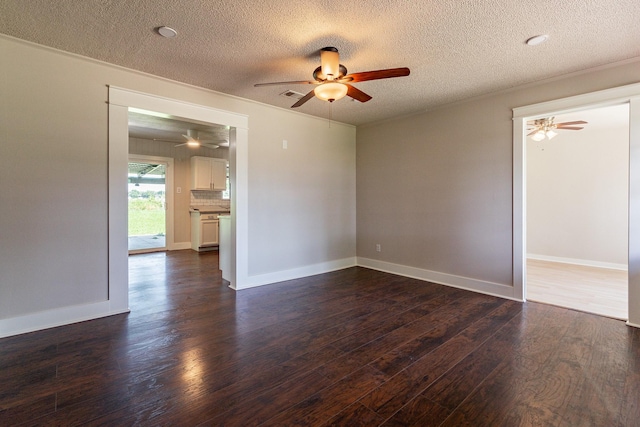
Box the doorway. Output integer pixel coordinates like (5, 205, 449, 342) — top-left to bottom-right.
(108, 87, 249, 315)
(128, 159, 168, 253)
(525, 104, 629, 319)
(512, 82, 640, 327)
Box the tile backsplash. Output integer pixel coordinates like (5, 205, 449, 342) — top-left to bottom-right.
(190, 191, 230, 209)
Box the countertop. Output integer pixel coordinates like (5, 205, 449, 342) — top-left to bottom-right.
(189, 206, 230, 214)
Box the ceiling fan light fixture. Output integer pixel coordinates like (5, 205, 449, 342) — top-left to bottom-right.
(314, 82, 348, 102)
(546, 130, 558, 140)
(531, 130, 546, 142)
(186, 140, 200, 147)
(320, 47, 340, 80)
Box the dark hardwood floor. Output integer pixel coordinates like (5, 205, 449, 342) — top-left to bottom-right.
(1, 250, 639, 426)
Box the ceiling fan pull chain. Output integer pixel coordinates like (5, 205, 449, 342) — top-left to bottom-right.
(329, 101, 333, 128)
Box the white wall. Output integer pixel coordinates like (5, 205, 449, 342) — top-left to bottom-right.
(527, 112, 629, 267)
(356, 59, 640, 300)
(0, 36, 356, 335)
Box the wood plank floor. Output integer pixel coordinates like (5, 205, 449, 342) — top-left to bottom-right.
(527, 259, 628, 320)
(1, 250, 639, 426)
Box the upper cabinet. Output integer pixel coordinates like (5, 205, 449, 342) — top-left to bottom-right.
(191, 156, 228, 191)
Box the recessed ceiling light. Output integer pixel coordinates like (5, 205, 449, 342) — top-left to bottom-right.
(157, 26, 177, 38)
(526, 34, 549, 46)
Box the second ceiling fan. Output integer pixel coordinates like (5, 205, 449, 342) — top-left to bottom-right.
(254, 47, 410, 108)
(154, 129, 226, 148)
(527, 117, 588, 141)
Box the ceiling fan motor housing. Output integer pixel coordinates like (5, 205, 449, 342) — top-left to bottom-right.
(313, 65, 348, 82)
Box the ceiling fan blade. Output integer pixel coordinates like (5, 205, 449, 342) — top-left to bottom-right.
(201, 144, 219, 149)
(174, 142, 188, 147)
(346, 84, 372, 103)
(527, 130, 539, 136)
(203, 139, 229, 146)
(556, 126, 584, 130)
(556, 120, 588, 126)
(343, 67, 410, 83)
(153, 138, 182, 143)
(291, 90, 316, 108)
(254, 80, 317, 87)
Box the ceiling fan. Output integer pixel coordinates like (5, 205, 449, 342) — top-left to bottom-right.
(527, 117, 588, 141)
(254, 47, 410, 108)
(154, 129, 225, 148)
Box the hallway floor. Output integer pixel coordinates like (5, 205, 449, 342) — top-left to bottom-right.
(527, 258, 628, 320)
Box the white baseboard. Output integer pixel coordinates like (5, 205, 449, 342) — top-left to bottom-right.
(0, 256, 521, 338)
(237, 257, 357, 290)
(627, 321, 640, 329)
(169, 242, 192, 250)
(0, 300, 130, 339)
(357, 257, 521, 301)
(527, 253, 628, 271)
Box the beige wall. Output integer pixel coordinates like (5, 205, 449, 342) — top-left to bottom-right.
(356, 59, 640, 289)
(0, 36, 356, 325)
(129, 137, 228, 244)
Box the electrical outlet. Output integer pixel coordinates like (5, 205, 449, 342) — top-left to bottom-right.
(283, 139, 288, 149)
(376, 244, 381, 252)
(176, 187, 182, 194)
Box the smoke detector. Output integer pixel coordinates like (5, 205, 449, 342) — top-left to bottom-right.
(157, 26, 178, 38)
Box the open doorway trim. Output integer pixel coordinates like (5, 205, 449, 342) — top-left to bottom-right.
(108, 87, 249, 313)
(513, 82, 640, 327)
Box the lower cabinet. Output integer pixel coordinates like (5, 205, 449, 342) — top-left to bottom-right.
(200, 218, 219, 246)
(191, 212, 219, 251)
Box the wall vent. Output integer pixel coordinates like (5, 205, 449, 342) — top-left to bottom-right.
(280, 90, 305, 100)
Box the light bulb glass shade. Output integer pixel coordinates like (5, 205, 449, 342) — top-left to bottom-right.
(186, 140, 200, 147)
(531, 130, 545, 141)
(320, 48, 340, 80)
(546, 130, 558, 140)
(314, 82, 348, 102)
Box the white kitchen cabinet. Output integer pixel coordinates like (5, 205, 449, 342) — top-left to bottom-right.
(191, 156, 227, 191)
(191, 212, 219, 251)
(200, 217, 219, 246)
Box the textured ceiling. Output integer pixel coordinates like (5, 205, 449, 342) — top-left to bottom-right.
(2, 0, 639, 126)
(128, 111, 229, 144)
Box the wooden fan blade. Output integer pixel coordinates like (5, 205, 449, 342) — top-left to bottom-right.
(556, 120, 587, 126)
(291, 90, 316, 108)
(556, 126, 584, 130)
(346, 84, 372, 103)
(343, 67, 410, 83)
(254, 80, 316, 87)
(527, 130, 538, 136)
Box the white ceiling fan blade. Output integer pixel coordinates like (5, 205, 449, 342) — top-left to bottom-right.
(153, 138, 182, 142)
(153, 133, 226, 149)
